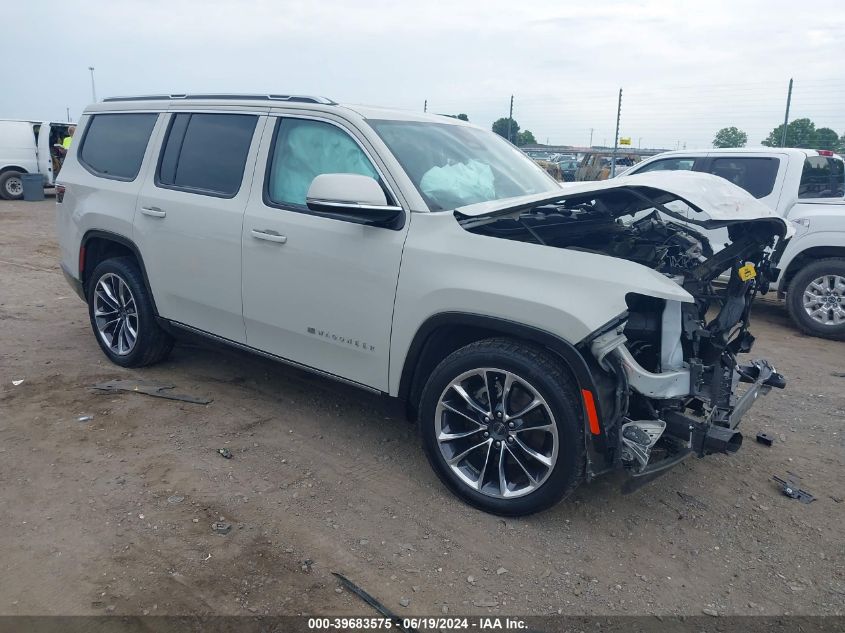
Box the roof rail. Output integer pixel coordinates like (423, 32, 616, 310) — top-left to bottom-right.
(102, 94, 336, 105)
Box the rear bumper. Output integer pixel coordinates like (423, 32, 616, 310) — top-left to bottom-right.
(61, 264, 85, 302)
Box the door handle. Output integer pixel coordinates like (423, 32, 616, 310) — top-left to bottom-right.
(141, 206, 166, 218)
(251, 229, 287, 244)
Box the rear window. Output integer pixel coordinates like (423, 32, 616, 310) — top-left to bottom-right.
(799, 156, 845, 199)
(706, 157, 778, 198)
(157, 113, 258, 197)
(79, 113, 158, 180)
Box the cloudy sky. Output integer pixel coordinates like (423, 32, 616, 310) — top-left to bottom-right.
(5, 0, 844, 149)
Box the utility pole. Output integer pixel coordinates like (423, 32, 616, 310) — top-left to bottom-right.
(423, 99, 427, 113)
(638, 137, 642, 149)
(610, 88, 622, 178)
(66, 107, 71, 122)
(780, 78, 793, 147)
(589, 128, 594, 147)
(88, 66, 97, 102)
(506, 95, 514, 143)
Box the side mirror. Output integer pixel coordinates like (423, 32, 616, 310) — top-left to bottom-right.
(306, 173, 402, 227)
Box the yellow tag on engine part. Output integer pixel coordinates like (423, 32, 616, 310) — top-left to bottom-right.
(738, 263, 757, 281)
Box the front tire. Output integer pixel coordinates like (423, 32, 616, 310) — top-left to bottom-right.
(87, 257, 173, 367)
(786, 258, 845, 340)
(0, 171, 24, 200)
(418, 338, 585, 516)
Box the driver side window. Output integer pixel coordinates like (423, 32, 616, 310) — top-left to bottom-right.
(266, 118, 379, 208)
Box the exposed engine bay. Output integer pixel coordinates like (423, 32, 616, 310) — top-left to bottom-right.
(460, 183, 789, 484)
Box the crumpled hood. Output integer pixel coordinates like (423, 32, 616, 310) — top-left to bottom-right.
(455, 171, 794, 238)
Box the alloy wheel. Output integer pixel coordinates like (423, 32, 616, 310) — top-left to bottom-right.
(803, 274, 845, 326)
(93, 273, 139, 355)
(435, 368, 558, 499)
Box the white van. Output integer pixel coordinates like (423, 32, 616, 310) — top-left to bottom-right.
(0, 119, 74, 199)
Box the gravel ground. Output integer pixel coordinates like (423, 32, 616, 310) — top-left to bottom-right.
(1, 199, 843, 617)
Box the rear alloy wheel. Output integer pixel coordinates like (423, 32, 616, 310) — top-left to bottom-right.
(0, 171, 24, 200)
(419, 338, 584, 516)
(787, 258, 845, 340)
(87, 257, 174, 367)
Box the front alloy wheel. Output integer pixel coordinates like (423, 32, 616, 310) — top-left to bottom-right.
(435, 368, 558, 499)
(419, 338, 585, 516)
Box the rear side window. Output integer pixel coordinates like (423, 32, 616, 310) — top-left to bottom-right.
(635, 157, 696, 173)
(706, 157, 778, 198)
(79, 113, 158, 180)
(799, 157, 845, 199)
(157, 113, 258, 197)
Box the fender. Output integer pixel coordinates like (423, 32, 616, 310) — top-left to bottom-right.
(80, 229, 160, 315)
(398, 312, 617, 478)
(777, 229, 845, 293)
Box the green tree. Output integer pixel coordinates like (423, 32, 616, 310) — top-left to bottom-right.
(815, 127, 839, 151)
(516, 130, 537, 146)
(712, 126, 748, 148)
(762, 118, 817, 148)
(492, 117, 519, 142)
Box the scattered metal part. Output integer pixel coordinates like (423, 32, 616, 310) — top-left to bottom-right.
(92, 379, 212, 404)
(331, 572, 415, 633)
(756, 432, 774, 446)
(211, 521, 232, 535)
(167, 495, 185, 504)
(78, 415, 94, 422)
(217, 448, 233, 459)
(773, 474, 815, 504)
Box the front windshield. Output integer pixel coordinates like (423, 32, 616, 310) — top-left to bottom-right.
(369, 119, 559, 211)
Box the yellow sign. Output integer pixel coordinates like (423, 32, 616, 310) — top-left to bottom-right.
(619, 137, 632, 145)
(738, 263, 757, 281)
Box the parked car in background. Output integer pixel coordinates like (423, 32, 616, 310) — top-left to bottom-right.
(0, 119, 74, 199)
(625, 148, 845, 339)
(56, 94, 787, 515)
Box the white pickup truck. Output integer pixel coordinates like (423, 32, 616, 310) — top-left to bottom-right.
(625, 148, 845, 339)
(0, 119, 74, 199)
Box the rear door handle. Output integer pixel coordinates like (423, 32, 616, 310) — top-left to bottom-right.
(251, 229, 287, 244)
(141, 206, 166, 218)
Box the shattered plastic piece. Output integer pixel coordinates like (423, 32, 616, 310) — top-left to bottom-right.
(211, 522, 232, 535)
(756, 432, 774, 446)
(217, 448, 233, 459)
(773, 474, 815, 504)
(12, 379, 24, 386)
(92, 379, 212, 404)
(78, 415, 94, 422)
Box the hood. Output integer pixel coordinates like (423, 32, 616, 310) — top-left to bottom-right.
(455, 171, 794, 238)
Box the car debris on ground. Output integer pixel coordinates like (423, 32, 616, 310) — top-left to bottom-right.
(91, 379, 212, 404)
(217, 448, 233, 459)
(773, 474, 816, 503)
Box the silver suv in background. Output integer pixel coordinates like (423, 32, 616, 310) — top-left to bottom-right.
(56, 94, 788, 515)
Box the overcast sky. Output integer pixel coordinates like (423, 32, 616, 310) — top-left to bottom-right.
(4, 0, 844, 149)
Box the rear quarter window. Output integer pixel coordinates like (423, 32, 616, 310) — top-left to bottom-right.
(79, 113, 158, 180)
(799, 157, 845, 199)
(706, 157, 778, 198)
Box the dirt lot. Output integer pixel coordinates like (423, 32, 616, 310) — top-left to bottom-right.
(1, 199, 843, 617)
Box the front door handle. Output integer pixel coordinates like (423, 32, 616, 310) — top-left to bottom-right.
(251, 229, 287, 244)
(141, 206, 166, 218)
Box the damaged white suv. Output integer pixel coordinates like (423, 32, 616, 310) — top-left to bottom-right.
(56, 95, 789, 515)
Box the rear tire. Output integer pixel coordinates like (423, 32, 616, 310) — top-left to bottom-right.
(418, 338, 585, 516)
(87, 257, 173, 367)
(786, 258, 845, 340)
(0, 171, 24, 200)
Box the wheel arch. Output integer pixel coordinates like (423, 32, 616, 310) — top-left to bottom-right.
(397, 312, 613, 474)
(779, 245, 845, 295)
(0, 165, 28, 175)
(80, 230, 159, 315)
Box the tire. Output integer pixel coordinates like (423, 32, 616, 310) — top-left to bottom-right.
(86, 256, 174, 367)
(0, 171, 24, 200)
(418, 338, 585, 516)
(786, 258, 845, 340)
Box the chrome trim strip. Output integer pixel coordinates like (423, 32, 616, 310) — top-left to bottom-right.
(167, 321, 382, 394)
(305, 198, 403, 213)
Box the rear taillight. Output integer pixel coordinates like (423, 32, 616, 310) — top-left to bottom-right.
(56, 184, 66, 203)
(818, 149, 834, 157)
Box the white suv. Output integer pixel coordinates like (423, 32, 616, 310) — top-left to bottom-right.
(56, 94, 789, 515)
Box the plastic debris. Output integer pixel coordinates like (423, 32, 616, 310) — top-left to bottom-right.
(12, 380, 24, 386)
(217, 448, 233, 459)
(773, 474, 815, 503)
(167, 495, 185, 504)
(78, 415, 94, 422)
(211, 522, 232, 535)
(756, 432, 774, 446)
(92, 379, 212, 404)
